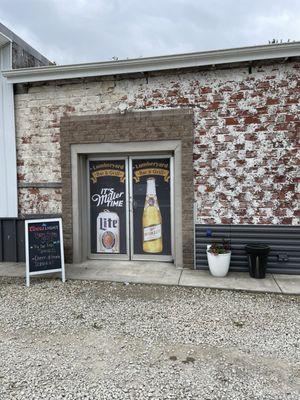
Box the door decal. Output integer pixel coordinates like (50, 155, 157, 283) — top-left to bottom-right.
(132, 158, 172, 256)
(89, 160, 127, 254)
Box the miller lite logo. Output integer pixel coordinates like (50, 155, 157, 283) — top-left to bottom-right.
(97, 210, 120, 253)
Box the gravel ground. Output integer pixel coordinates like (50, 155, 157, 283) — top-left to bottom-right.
(0, 277, 299, 400)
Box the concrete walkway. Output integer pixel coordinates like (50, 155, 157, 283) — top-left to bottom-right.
(0, 261, 299, 295)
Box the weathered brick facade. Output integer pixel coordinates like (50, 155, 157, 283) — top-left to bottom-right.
(15, 60, 300, 225)
(59, 110, 194, 264)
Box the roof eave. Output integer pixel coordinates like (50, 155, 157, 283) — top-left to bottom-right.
(2, 42, 300, 84)
(0, 32, 12, 48)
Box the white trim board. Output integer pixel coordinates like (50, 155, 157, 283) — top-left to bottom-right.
(0, 42, 17, 217)
(0, 31, 11, 48)
(2, 42, 300, 84)
(71, 141, 183, 267)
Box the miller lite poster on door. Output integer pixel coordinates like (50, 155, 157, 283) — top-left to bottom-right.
(132, 158, 171, 256)
(89, 160, 127, 254)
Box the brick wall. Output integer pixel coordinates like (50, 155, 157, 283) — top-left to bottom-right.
(15, 60, 300, 225)
(60, 110, 194, 265)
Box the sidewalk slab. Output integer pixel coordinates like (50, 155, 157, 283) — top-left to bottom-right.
(0, 261, 181, 286)
(0, 262, 299, 295)
(66, 260, 182, 286)
(273, 274, 300, 295)
(0, 262, 25, 277)
(179, 269, 281, 293)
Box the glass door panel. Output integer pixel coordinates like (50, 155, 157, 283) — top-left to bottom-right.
(130, 157, 173, 261)
(88, 158, 129, 259)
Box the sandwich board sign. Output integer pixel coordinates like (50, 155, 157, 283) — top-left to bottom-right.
(25, 218, 65, 287)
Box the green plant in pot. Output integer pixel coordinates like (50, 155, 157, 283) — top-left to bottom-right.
(207, 239, 231, 277)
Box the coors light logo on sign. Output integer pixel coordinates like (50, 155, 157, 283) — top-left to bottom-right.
(89, 160, 127, 255)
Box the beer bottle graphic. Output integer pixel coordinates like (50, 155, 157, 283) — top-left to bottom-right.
(142, 177, 163, 253)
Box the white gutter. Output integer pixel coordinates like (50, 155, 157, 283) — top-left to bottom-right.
(2, 42, 300, 84)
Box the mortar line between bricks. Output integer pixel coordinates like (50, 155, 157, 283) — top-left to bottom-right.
(272, 274, 283, 293)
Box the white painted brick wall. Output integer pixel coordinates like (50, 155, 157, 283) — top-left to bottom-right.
(15, 62, 300, 224)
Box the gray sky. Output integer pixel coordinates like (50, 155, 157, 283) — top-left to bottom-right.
(1, 0, 299, 65)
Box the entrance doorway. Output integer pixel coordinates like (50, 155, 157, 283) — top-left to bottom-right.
(87, 155, 174, 262)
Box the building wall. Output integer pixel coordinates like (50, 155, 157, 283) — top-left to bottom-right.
(0, 23, 51, 219)
(0, 22, 51, 69)
(59, 111, 194, 265)
(15, 61, 300, 225)
(12, 41, 51, 69)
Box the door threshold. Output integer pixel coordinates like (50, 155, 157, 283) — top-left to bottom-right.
(79, 259, 177, 268)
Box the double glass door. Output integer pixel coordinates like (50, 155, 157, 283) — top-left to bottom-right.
(88, 155, 173, 261)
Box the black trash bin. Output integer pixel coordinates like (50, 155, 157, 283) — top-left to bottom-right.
(245, 243, 270, 279)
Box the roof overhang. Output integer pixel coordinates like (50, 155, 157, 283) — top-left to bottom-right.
(0, 32, 11, 48)
(2, 42, 300, 84)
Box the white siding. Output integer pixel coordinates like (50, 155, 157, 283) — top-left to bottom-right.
(0, 43, 17, 217)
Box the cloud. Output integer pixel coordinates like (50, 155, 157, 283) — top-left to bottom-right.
(0, 0, 299, 65)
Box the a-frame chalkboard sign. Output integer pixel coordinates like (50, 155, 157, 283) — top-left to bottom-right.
(25, 218, 66, 287)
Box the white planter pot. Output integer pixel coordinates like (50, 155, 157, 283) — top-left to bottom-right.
(207, 251, 231, 277)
